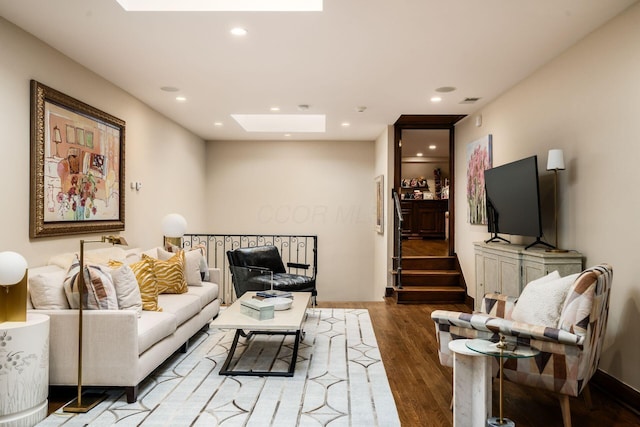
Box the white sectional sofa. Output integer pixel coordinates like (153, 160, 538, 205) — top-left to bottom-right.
(26, 246, 220, 403)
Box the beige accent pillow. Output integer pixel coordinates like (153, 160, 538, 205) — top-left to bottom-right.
(108, 263, 143, 317)
(143, 252, 188, 294)
(158, 247, 202, 286)
(128, 258, 162, 312)
(28, 270, 69, 309)
(63, 261, 118, 310)
(512, 271, 579, 327)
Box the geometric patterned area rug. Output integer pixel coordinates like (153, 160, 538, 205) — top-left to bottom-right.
(38, 309, 401, 426)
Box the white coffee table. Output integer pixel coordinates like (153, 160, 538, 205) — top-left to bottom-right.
(211, 291, 311, 377)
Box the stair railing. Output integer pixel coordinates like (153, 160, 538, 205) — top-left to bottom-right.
(393, 189, 403, 289)
(182, 234, 317, 304)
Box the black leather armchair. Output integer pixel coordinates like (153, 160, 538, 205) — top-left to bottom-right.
(226, 245, 317, 303)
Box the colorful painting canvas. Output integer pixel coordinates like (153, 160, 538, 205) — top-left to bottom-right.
(466, 135, 493, 225)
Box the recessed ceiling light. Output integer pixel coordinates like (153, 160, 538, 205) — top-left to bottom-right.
(231, 114, 325, 133)
(230, 27, 248, 36)
(341, 122, 350, 127)
(429, 145, 437, 150)
(430, 96, 442, 103)
(160, 86, 179, 92)
(416, 152, 423, 157)
(435, 86, 456, 93)
(175, 96, 187, 102)
(270, 107, 281, 112)
(116, 0, 323, 11)
(214, 122, 223, 127)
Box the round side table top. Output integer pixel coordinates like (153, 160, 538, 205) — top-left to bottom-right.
(465, 338, 539, 359)
(448, 339, 485, 356)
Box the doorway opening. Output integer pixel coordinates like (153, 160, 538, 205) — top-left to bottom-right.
(393, 115, 466, 257)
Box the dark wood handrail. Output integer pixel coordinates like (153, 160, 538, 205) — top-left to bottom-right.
(393, 190, 403, 289)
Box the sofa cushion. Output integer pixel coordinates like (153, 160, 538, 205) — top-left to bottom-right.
(185, 282, 219, 309)
(137, 311, 178, 354)
(48, 246, 128, 270)
(64, 261, 119, 310)
(158, 247, 202, 287)
(157, 293, 201, 327)
(108, 264, 143, 317)
(512, 272, 578, 328)
(143, 252, 188, 294)
(128, 258, 162, 312)
(28, 268, 69, 309)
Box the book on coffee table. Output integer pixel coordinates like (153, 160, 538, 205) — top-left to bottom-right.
(256, 290, 292, 298)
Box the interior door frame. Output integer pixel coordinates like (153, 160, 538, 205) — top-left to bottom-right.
(393, 115, 466, 256)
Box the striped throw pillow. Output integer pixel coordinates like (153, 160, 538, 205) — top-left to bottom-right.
(143, 251, 188, 294)
(127, 258, 162, 312)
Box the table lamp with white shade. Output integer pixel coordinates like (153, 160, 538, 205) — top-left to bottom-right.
(162, 213, 188, 248)
(0, 251, 28, 323)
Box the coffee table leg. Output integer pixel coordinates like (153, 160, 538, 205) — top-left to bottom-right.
(219, 329, 243, 375)
(219, 329, 302, 377)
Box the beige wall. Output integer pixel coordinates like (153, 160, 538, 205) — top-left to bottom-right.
(205, 139, 380, 301)
(374, 126, 395, 293)
(455, 3, 640, 391)
(0, 18, 207, 266)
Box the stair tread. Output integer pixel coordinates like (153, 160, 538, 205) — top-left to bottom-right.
(391, 269, 460, 275)
(395, 286, 465, 292)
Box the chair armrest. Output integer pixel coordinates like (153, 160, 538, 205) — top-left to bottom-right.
(489, 318, 584, 346)
(286, 262, 310, 270)
(431, 310, 497, 333)
(481, 293, 518, 319)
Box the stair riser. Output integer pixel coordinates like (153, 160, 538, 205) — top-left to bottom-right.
(398, 258, 457, 270)
(395, 290, 466, 304)
(395, 275, 460, 286)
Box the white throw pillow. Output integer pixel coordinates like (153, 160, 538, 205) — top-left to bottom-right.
(158, 247, 202, 286)
(63, 260, 119, 310)
(512, 272, 580, 327)
(108, 264, 143, 317)
(28, 270, 69, 309)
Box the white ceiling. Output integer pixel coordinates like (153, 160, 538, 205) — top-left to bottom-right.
(1, 0, 636, 141)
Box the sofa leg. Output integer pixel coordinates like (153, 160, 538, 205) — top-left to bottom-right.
(558, 394, 572, 427)
(180, 340, 189, 353)
(126, 386, 138, 403)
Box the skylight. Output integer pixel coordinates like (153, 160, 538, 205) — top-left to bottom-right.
(231, 114, 325, 133)
(116, 0, 323, 12)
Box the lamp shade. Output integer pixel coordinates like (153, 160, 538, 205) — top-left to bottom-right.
(0, 251, 28, 285)
(547, 149, 566, 171)
(161, 213, 188, 238)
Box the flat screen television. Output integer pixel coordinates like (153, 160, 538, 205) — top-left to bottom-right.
(484, 155, 551, 249)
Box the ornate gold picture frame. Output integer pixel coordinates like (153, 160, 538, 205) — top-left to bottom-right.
(30, 80, 126, 238)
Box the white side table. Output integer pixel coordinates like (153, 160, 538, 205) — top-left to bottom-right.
(448, 339, 492, 427)
(0, 313, 49, 427)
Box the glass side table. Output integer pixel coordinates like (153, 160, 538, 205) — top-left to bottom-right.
(466, 336, 539, 427)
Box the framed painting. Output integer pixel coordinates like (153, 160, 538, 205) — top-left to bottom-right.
(375, 175, 384, 234)
(30, 80, 126, 238)
(466, 134, 492, 225)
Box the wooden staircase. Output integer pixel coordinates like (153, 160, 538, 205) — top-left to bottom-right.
(391, 255, 467, 304)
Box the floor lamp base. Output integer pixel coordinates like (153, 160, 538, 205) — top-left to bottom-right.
(62, 392, 106, 413)
(487, 416, 515, 427)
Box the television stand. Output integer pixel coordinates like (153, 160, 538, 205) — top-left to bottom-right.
(524, 238, 555, 250)
(485, 233, 510, 244)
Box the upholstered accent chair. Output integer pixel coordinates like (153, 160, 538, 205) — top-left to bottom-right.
(431, 264, 613, 427)
(226, 245, 317, 302)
